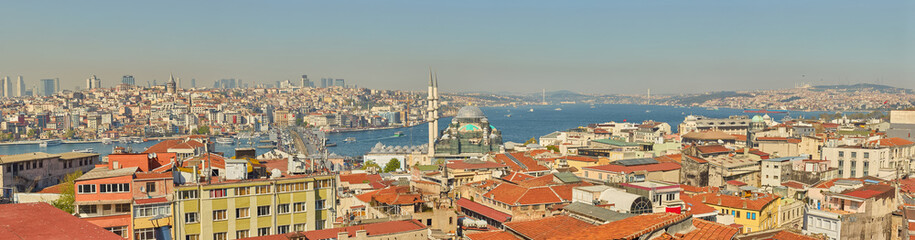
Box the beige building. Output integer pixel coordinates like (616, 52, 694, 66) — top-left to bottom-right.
(0, 152, 99, 192)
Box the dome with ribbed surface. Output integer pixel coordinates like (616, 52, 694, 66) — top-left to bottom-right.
(456, 106, 486, 119)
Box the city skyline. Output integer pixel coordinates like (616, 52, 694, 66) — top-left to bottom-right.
(0, 1, 912, 94)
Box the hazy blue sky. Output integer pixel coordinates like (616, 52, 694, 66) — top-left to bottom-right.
(1, 1, 912, 94)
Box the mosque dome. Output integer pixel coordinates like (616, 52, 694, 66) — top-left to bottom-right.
(752, 115, 764, 122)
(456, 106, 486, 120)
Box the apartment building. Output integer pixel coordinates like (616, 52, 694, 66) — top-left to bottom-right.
(822, 137, 915, 180)
(173, 175, 336, 240)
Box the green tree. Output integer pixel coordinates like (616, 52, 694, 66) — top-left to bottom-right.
(383, 158, 401, 173)
(362, 160, 381, 171)
(524, 137, 538, 145)
(26, 129, 37, 138)
(51, 170, 83, 214)
(546, 145, 560, 153)
(64, 130, 76, 139)
(196, 125, 210, 135)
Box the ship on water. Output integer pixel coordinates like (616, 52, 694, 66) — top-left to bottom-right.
(743, 108, 789, 114)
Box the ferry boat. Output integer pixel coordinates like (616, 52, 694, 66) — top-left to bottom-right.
(554, 108, 562, 111)
(743, 109, 789, 114)
(343, 137, 356, 143)
(101, 138, 113, 145)
(393, 131, 404, 137)
(505, 114, 511, 118)
(39, 139, 62, 147)
(529, 108, 534, 112)
(72, 148, 95, 153)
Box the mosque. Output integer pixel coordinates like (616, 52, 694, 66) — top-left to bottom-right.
(425, 72, 502, 158)
(434, 106, 503, 156)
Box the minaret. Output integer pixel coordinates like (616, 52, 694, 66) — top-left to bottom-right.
(427, 70, 437, 157)
(433, 73, 440, 142)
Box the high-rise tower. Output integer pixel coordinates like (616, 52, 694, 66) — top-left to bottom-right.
(86, 75, 101, 89)
(17, 76, 25, 96)
(166, 74, 177, 94)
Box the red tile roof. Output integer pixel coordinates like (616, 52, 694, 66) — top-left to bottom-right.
(484, 182, 589, 206)
(502, 172, 536, 183)
(466, 230, 521, 240)
(504, 215, 595, 240)
(781, 181, 808, 189)
(680, 194, 717, 216)
(355, 186, 423, 205)
(548, 213, 688, 240)
(840, 184, 895, 200)
(867, 137, 915, 147)
(298, 219, 427, 240)
(456, 198, 512, 223)
(696, 145, 732, 154)
(517, 174, 557, 187)
(0, 202, 124, 240)
(583, 162, 681, 174)
(493, 153, 551, 172)
(726, 180, 747, 186)
(691, 192, 778, 211)
(680, 218, 739, 240)
(339, 173, 383, 184)
(448, 160, 509, 170)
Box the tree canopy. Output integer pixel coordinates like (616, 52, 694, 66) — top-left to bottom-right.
(51, 170, 83, 214)
(383, 158, 401, 173)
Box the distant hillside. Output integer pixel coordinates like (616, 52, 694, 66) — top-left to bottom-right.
(811, 83, 912, 93)
(673, 91, 753, 105)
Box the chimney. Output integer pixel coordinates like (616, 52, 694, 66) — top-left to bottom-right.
(743, 201, 747, 209)
(337, 232, 349, 240)
(355, 230, 368, 240)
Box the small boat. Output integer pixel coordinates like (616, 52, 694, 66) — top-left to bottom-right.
(529, 108, 534, 112)
(706, 107, 719, 110)
(39, 141, 48, 148)
(590, 105, 596, 109)
(101, 138, 113, 144)
(393, 131, 404, 137)
(325, 143, 338, 147)
(505, 114, 512, 118)
(215, 137, 234, 144)
(343, 137, 356, 143)
(554, 108, 562, 111)
(72, 148, 95, 153)
(645, 110, 651, 113)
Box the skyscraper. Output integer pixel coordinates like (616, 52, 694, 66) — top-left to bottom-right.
(86, 75, 101, 89)
(122, 75, 135, 85)
(301, 75, 312, 88)
(334, 78, 345, 88)
(320, 78, 328, 88)
(17, 76, 25, 96)
(40, 79, 57, 96)
(1, 76, 9, 97)
(191, 78, 196, 88)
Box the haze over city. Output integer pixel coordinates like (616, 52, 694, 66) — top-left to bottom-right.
(1, 1, 912, 94)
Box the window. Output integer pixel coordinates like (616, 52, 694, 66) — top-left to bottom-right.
(838, 160, 843, 167)
(236, 230, 249, 239)
(277, 183, 305, 192)
(257, 206, 271, 216)
(851, 161, 856, 168)
(258, 227, 271, 236)
(213, 210, 227, 221)
(851, 152, 857, 158)
(79, 205, 98, 214)
(735, 211, 741, 218)
(145, 182, 156, 193)
(278, 225, 290, 234)
(294, 223, 306, 232)
(316, 200, 326, 210)
(666, 194, 675, 201)
(135, 204, 168, 217)
(210, 189, 227, 198)
(186, 234, 199, 240)
(135, 228, 156, 240)
(839, 151, 844, 157)
(185, 213, 198, 223)
(278, 204, 290, 214)
(100, 183, 129, 193)
(863, 152, 869, 159)
(114, 203, 130, 213)
(236, 187, 250, 196)
(213, 232, 227, 240)
(105, 226, 128, 238)
(318, 180, 331, 188)
(255, 185, 271, 194)
(179, 190, 198, 199)
(236, 207, 250, 218)
(78, 184, 96, 194)
(294, 202, 307, 212)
